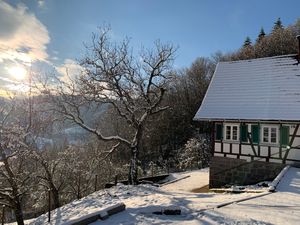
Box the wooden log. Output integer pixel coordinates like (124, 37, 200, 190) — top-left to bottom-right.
(106, 203, 126, 216)
(163, 209, 181, 215)
(153, 207, 181, 215)
(70, 203, 126, 225)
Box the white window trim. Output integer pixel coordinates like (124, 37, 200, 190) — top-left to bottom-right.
(224, 123, 240, 142)
(260, 124, 279, 145)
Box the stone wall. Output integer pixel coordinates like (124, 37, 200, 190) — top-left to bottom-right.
(209, 156, 285, 188)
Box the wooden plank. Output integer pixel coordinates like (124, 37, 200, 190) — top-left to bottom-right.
(70, 203, 126, 225)
(221, 141, 224, 153)
(279, 124, 282, 159)
(106, 203, 126, 217)
(247, 132, 258, 156)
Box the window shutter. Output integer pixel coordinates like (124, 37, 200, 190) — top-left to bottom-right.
(280, 126, 289, 147)
(240, 124, 248, 142)
(215, 124, 223, 141)
(251, 125, 259, 144)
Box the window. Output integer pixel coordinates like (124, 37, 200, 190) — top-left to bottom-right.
(224, 124, 239, 141)
(261, 125, 279, 145)
(226, 125, 231, 140)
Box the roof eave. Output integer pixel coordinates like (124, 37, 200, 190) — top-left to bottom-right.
(193, 118, 300, 124)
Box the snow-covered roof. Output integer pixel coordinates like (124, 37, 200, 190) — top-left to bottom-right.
(194, 54, 300, 121)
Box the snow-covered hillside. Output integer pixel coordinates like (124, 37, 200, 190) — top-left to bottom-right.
(14, 167, 300, 225)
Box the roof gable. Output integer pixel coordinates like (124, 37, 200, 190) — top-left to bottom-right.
(194, 54, 300, 121)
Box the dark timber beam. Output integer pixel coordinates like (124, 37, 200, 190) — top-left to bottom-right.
(247, 132, 258, 157)
(283, 124, 299, 163)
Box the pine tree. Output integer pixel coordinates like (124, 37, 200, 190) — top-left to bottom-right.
(243, 36, 252, 47)
(273, 17, 284, 32)
(257, 27, 266, 42)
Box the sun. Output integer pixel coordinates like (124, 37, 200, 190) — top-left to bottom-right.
(8, 66, 27, 81)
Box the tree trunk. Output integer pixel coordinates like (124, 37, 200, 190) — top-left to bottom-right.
(128, 146, 139, 185)
(14, 202, 24, 225)
(1, 155, 24, 225)
(51, 188, 60, 209)
(77, 176, 81, 200)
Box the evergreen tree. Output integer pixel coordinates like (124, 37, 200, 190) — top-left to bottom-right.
(243, 36, 252, 47)
(257, 27, 266, 42)
(273, 17, 284, 32)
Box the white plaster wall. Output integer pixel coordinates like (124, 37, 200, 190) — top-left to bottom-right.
(240, 155, 251, 162)
(213, 123, 300, 163)
(241, 145, 254, 156)
(270, 147, 280, 158)
(226, 154, 237, 159)
(232, 144, 239, 154)
(223, 143, 230, 153)
(215, 143, 221, 152)
(260, 146, 269, 157)
(284, 124, 300, 162)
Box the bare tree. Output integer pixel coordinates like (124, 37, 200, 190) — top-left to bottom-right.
(0, 100, 32, 225)
(44, 27, 176, 184)
(33, 149, 66, 209)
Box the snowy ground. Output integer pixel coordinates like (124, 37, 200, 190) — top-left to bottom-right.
(12, 167, 300, 225)
(160, 168, 209, 192)
(212, 167, 300, 225)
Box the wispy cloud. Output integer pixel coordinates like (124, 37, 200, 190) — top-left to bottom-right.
(37, 0, 45, 8)
(0, 1, 50, 64)
(56, 59, 83, 82)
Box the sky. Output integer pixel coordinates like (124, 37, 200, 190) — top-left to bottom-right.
(1, 0, 300, 95)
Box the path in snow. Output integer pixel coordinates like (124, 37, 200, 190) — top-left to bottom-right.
(91, 169, 259, 225)
(160, 169, 209, 193)
(15, 167, 300, 225)
(213, 166, 300, 225)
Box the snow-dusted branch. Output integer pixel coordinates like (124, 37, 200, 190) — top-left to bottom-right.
(40, 26, 176, 184)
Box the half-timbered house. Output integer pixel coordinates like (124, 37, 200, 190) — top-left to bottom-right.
(194, 38, 300, 187)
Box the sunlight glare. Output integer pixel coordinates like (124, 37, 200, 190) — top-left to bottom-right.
(8, 66, 27, 80)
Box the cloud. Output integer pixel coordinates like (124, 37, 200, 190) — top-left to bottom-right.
(56, 59, 83, 82)
(37, 0, 45, 8)
(0, 1, 50, 64)
(0, 73, 29, 95)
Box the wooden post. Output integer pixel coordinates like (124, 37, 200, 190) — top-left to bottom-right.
(211, 122, 215, 156)
(114, 175, 118, 185)
(1, 205, 5, 225)
(167, 160, 170, 174)
(94, 175, 98, 192)
(151, 163, 154, 177)
(247, 132, 258, 156)
(48, 189, 51, 222)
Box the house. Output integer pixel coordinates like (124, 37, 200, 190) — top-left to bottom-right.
(194, 37, 300, 188)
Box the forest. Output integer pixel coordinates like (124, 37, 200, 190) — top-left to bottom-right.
(1, 18, 300, 225)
